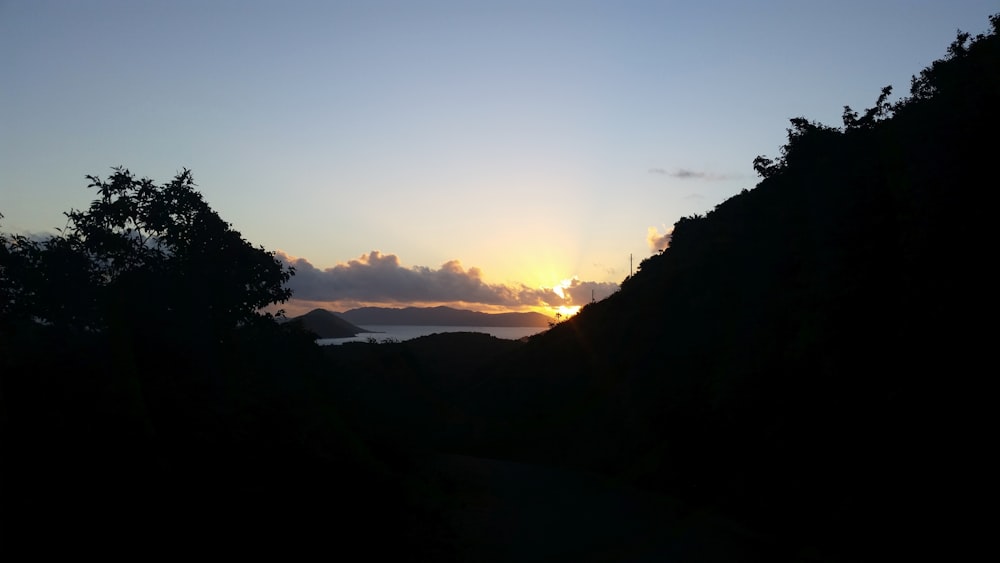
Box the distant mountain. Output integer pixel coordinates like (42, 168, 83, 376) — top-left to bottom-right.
(287, 308, 367, 338)
(340, 306, 553, 327)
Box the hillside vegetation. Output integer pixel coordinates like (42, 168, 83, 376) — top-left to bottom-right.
(460, 16, 999, 555)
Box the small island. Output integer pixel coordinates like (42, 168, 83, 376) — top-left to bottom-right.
(286, 308, 367, 338)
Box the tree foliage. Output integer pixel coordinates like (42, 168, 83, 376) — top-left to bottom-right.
(1, 167, 293, 337)
(752, 14, 1000, 183)
(2, 173, 405, 555)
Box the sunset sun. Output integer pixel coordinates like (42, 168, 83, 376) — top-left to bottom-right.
(548, 278, 583, 319)
(556, 305, 581, 318)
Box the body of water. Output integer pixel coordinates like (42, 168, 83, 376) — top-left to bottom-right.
(316, 325, 546, 345)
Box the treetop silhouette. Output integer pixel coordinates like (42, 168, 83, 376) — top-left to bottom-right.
(1, 167, 294, 337)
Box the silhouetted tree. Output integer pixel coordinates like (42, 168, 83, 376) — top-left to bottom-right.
(2, 171, 427, 556)
(2, 167, 293, 339)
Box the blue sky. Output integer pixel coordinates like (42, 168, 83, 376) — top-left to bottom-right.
(2, 0, 996, 315)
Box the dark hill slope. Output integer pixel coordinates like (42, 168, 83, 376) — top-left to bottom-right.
(321, 332, 526, 446)
(464, 17, 999, 558)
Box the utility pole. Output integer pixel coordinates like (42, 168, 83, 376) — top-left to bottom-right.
(630, 253, 633, 279)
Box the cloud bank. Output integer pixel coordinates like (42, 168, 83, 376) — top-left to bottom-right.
(647, 226, 672, 252)
(276, 250, 620, 314)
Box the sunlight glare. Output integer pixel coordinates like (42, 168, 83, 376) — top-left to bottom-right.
(552, 278, 575, 300)
(556, 305, 581, 318)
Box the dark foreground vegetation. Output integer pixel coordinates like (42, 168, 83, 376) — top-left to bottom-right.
(4, 16, 997, 560)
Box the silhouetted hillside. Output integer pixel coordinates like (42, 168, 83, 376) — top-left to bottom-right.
(321, 332, 526, 447)
(340, 305, 553, 327)
(287, 308, 367, 337)
(454, 16, 999, 559)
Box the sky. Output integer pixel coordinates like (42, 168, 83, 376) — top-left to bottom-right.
(2, 0, 997, 317)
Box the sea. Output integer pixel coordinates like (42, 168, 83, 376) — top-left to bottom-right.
(315, 325, 546, 345)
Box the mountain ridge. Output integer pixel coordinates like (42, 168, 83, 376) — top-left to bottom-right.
(339, 305, 553, 327)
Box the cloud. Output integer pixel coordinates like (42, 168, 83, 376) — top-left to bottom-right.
(647, 226, 672, 252)
(672, 168, 706, 179)
(553, 277, 621, 305)
(276, 250, 620, 312)
(649, 167, 736, 181)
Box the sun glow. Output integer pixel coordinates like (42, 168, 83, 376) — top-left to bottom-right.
(552, 277, 577, 299)
(556, 305, 581, 318)
(552, 281, 567, 299)
(547, 277, 583, 319)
